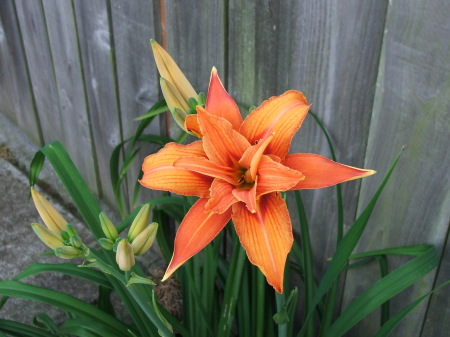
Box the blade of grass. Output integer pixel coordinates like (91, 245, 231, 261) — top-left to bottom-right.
(0, 319, 59, 337)
(324, 245, 439, 337)
(373, 280, 450, 337)
(0, 281, 132, 335)
(297, 147, 404, 337)
(216, 240, 247, 337)
(293, 191, 314, 337)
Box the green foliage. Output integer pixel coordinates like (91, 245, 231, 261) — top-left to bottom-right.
(2, 100, 445, 337)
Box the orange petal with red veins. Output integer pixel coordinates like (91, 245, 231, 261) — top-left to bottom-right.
(174, 157, 239, 185)
(284, 153, 376, 189)
(240, 90, 310, 161)
(140, 142, 212, 197)
(185, 114, 202, 138)
(140, 166, 213, 197)
(239, 134, 274, 181)
(257, 156, 304, 196)
(205, 179, 239, 213)
(162, 199, 231, 281)
(232, 181, 257, 213)
(197, 106, 250, 167)
(142, 141, 206, 171)
(206, 68, 243, 130)
(232, 193, 293, 293)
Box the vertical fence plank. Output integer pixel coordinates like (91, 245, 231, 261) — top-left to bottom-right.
(164, 0, 226, 137)
(228, 0, 388, 279)
(15, 0, 61, 147)
(343, 0, 450, 336)
(73, 0, 121, 205)
(0, 0, 41, 145)
(110, 0, 161, 210)
(41, 0, 99, 195)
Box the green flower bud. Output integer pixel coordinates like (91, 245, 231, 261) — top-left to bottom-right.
(98, 238, 114, 250)
(99, 212, 118, 241)
(65, 224, 78, 236)
(70, 235, 83, 248)
(31, 223, 64, 250)
(116, 239, 135, 271)
(128, 204, 151, 242)
(131, 222, 158, 255)
(55, 246, 84, 259)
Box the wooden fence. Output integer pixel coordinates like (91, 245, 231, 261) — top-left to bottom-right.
(0, 1, 449, 336)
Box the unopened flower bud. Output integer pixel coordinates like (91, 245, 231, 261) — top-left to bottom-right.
(116, 239, 135, 271)
(99, 212, 118, 241)
(131, 222, 158, 255)
(70, 235, 83, 248)
(98, 238, 114, 250)
(128, 204, 151, 242)
(31, 223, 64, 250)
(55, 246, 84, 259)
(65, 224, 78, 236)
(31, 187, 67, 233)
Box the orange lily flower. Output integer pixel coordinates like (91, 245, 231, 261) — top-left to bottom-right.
(140, 69, 375, 293)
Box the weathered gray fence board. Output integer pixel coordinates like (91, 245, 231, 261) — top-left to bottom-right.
(0, 0, 41, 145)
(421, 234, 450, 336)
(41, 0, 99, 195)
(164, 0, 226, 139)
(165, 0, 226, 91)
(73, 0, 121, 206)
(15, 0, 61, 147)
(110, 0, 161, 209)
(228, 0, 388, 280)
(343, 0, 450, 335)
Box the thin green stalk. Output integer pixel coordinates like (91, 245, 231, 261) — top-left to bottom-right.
(377, 256, 390, 326)
(237, 266, 251, 337)
(255, 269, 266, 337)
(216, 242, 246, 337)
(294, 191, 314, 337)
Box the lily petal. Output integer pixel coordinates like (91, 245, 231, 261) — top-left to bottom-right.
(205, 179, 239, 213)
(174, 157, 239, 185)
(162, 198, 232, 281)
(206, 68, 243, 130)
(197, 106, 250, 167)
(240, 90, 310, 161)
(185, 114, 202, 138)
(256, 156, 304, 196)
(140, 142, 212, 197)
(284, 153, 376, 189)
(232, 193, 293, 293)
(239, 134, 274, 181)
(232, 180, 258, 214)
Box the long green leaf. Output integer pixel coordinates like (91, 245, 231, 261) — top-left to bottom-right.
(373, 280, 450, 337)
(13, 263, 112, 288)
(0, 319, 59, 337)
(324, 245, 438, 337)
(30, 142, 103, 238)
(297, 148, 404, 337)
(0, 281, 132, 335)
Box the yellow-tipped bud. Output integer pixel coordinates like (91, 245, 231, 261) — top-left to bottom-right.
(31, 223, 64, 250)
(99, 212, 119, 241)
(55, 246, 84, 259)
(160, 78, 190, 129)
(31, 187, 68, 233)
(131, 222, 158, 255)
(116, 239, 135, 271)
(150, 40, 197, 102)
(128, 204, 151, 242)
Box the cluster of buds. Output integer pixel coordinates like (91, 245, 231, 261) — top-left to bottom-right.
(151, 40, 205, 132)
(99, 204, 158, 271)
(30, 187, 89, 259)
